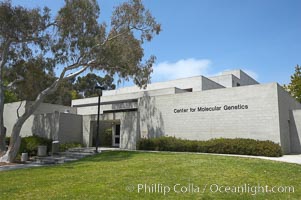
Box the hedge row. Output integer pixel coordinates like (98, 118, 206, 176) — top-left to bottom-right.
(137, 137, 283, 157)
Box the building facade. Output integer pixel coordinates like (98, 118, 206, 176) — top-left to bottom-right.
(4, 70, 301, 154)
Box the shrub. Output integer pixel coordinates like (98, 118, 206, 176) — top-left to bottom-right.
(19, 135, 52, 156)
(5, 137, 10, 146)
(137, 137, 283, 157)
(59, 142, 83, 152)
(100, 128, 113, 147)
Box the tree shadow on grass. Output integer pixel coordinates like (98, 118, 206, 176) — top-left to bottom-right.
(78, 151, 141, 163)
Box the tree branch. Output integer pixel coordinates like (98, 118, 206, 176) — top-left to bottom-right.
(77, 27, 133, 63)
(0, 40, 11, 73)
(63, 65, 89, 80)
(6, 75, 24, 89)
(16, 101, 23, 119)
(102, 27, 134, 46)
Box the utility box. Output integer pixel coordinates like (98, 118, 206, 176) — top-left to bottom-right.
(52, 141, 60, 155)
(37, 145, 47, 157)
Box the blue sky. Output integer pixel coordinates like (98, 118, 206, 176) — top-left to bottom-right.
(12, 0, 301, 86)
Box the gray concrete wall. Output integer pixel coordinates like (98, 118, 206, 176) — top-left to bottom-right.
(290, 110, 301, 153)
(73, 87, 188, 109)
(77, 102, 138, 115)
(201, 76, 225, 90)
(58, 113, 82, 144)
(4, 101, 76, 137)
(221, 70, 259, 86)
(29, 102, 77, 114)
(237, 70, 259, 86)
(4, 101, 26, 137)
(208, 74, 236, 88)
(32, 111, 60, 140)
(277, 85, 301, 153)
(101, 75, 225, 97)
(138, 83, 281, 146)
(120, 111, 138, 150)
(22, 111, 82, 144)
(4, 101, 82, 144)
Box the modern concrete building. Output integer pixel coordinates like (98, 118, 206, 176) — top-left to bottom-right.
(4, 69, 301, 154)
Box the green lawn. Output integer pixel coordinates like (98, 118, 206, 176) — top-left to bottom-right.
(0, 151, 301, 200)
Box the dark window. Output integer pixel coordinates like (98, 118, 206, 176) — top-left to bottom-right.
(236, 83, 241, 87)
(116, 124, 120, 136)
(115, 137, 120, 144)
(184, 88, 193, 92)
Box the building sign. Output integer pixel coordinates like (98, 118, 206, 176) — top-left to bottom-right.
(174, 104, 248, 113)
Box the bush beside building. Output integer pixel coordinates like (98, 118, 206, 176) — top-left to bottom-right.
(138, 137, 283, 157)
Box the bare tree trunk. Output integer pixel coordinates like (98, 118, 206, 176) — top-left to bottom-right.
(0, 65, 88, 162)
(0, 114, 25, 162)
(0, 100, 41, 162)
(0, 67, 6, 155)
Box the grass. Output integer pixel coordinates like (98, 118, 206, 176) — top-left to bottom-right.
(0, 151, 301, 200)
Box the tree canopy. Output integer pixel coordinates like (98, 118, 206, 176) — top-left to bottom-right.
(284, 64, 301, 103)
(75, 73, 116, 98)
(0, 0, 161, 162)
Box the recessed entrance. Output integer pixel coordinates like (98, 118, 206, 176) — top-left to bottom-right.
(91, 120, 120, 148)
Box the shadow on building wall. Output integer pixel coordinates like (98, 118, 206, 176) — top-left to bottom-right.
(139, 93, 165, 139)
(289, 110, 301, 153)
(121, 111, 138, 149)
(32, 111, 60, 140)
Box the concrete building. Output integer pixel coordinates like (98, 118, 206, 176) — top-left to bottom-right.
(4, 69, 301, 154)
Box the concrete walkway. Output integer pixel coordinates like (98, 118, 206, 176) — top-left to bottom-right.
(0, 147, 119, 172)
(1, 149, 301, 172)
(140, 150, 301, 165)
(223, 153, 301, 165)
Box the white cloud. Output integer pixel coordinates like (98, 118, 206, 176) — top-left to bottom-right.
(151, 58, 212, 82)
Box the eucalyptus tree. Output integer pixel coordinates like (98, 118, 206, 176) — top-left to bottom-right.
(74, 73, 116, 98)
(0, 1, 52, 156)
(284, 65, 301, 103)
(0, 0, 161, 162)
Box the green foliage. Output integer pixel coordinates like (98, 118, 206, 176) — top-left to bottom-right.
(0, 0, 161, 161)
(75, 73, 115, 98)
(18, 136, 52, 156)
(4, 89, 18, 103)
(5, 59, 55, 102)
(138, 137, 283, 157)
(59, 142, 82, 152)
(1, 0, 160, 105)
(284, 64, 301, 103)
(44, 78, 76, 106)
(100, 128, 113, 147)
(5, 137, 10, 146)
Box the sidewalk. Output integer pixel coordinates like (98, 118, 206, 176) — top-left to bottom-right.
(226, 154, 301, 165)
(0, 147, 119, 172)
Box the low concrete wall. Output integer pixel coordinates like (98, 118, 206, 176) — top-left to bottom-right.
(4, 101, 77, 137)
(31, 112, 82, 144)
(32, 111, 60, 140)
(58, 113, 82, 144)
